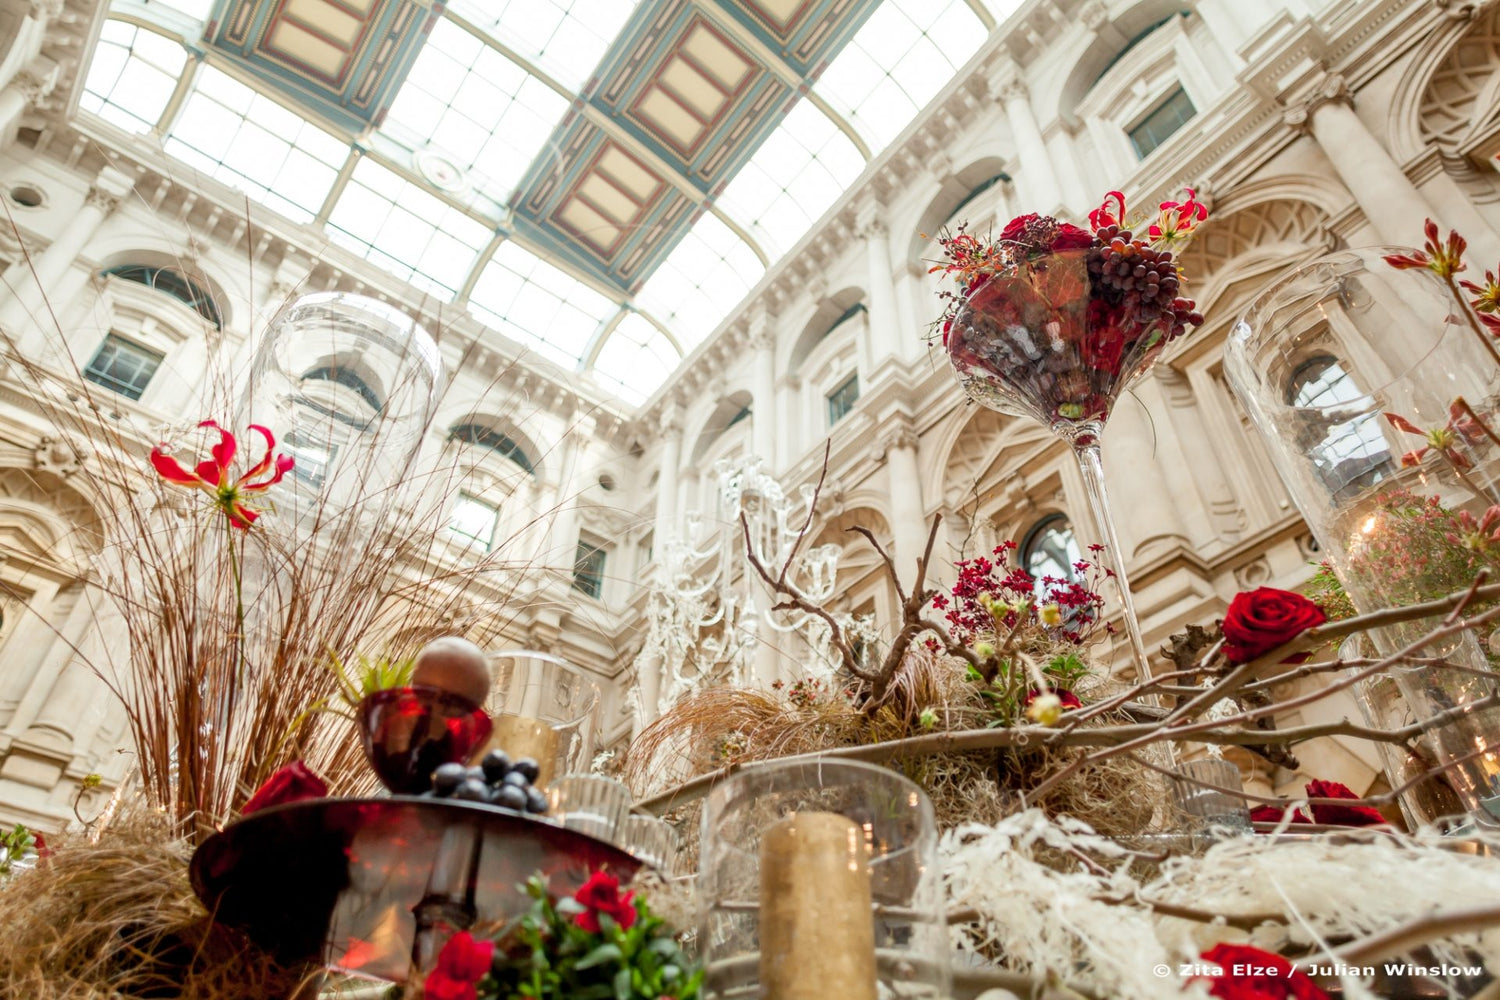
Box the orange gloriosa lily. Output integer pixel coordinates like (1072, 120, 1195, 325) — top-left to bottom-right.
(150, 420, 294, 529)
(1147, 188, 1208, 245)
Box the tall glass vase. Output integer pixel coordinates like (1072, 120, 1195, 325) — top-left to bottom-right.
(1224, 247, 1500, 825)
(946, 247, 1178, 681)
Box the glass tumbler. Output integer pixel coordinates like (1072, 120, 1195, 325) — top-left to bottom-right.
(547, 774, 630, 843)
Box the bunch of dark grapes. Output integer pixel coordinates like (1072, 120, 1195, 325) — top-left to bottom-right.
(1088, 225, 1204, 339)
(425, 750, 548, 814)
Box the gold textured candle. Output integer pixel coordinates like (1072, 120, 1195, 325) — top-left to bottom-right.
(477, 713, 560, 786)
(758, 811, 877, 1000)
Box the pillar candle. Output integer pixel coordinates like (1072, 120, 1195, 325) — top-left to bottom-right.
(758, 811, 877, 1000)
(478, 713, 560, 786)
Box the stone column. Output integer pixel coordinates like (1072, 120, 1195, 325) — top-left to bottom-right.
(1100, 393, 1191, 564)
(748, 308, 777, 469)
(653, 405, 683, 554)
(856, 193, 902, 370)
(2, 166, 135, 347)
(990, 65, 1061, 213)
(546, 419, 592, 572)
(874, 422, 926, 590)
(1283, 74, 1487, 249)
(1155, 366, 1239, 542)
(0, 61, 55, 149)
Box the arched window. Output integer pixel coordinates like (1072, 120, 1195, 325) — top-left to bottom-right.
(101, 264, 223, 330)
(1021, 514, 1083, 587)
(944, 173, 1009, 226)
(1283, 355, 1389, 497)
(449, 423, 536, 475)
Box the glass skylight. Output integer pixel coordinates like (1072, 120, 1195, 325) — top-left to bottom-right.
(80, 20, 186, 134)
(164, 66, 348, 224)
(717, 100, 864, 258)
(467, 240, 617, 369)
(636, 213, 764, 350)
(589, 313, 681, 405)
(815, 0, 987, 149)
(381, 19, 570, 203)
(449, 0, 639, 92)
(325, 158, 494, 300)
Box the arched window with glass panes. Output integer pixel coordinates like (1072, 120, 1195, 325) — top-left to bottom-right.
(1283, 354, 1390, 499)
(1021, 514, 1083, 592)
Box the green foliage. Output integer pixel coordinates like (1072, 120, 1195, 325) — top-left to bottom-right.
(968, 654, 1090, 728)
(0, 823, 36, 876)
(328, 651, 417, 711)
(483, 876, 702, 1000)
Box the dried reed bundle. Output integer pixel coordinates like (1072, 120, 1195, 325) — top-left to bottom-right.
(0, 812, 318, 999)
(0, 257, 593, 842)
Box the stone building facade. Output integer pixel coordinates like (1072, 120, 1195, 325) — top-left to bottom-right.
(0, 0, 1497, 829)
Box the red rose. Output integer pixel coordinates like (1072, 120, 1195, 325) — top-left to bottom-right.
(999, 213, 1041, 243)
(423, 973, 476, 1000)
(31, 831, 51, 861)
(573, 870, 638, 932)
(1196, 943, 1329, 1000)
(241, 760, 328, 816)
(1305, 780, 1385, 827)
(435, 930, 494, 982)
(1051, 222, 1095, 251)
(1249, 804, 1311, 826)
(1220, 588, 1326, 664)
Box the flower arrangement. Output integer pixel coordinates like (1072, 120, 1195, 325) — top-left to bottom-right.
(422, 873, 701, 1000)
(926, 539, 1111, 727)
(931, 189, 1207, 423)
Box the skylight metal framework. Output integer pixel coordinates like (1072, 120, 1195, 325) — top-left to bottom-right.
(79, 0, 988, 407)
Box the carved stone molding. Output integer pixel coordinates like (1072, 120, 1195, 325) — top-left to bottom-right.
(32, 435, 83, 477)
(1079, 0, 1108, 30)
(28, 0, 65, 21)
(1433, 0, 1481, 18)
(1282, 73, 1353, 133)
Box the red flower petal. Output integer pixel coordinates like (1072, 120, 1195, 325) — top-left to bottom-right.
(149, 448, 202, 486)
(1383, 412, 1423, 434)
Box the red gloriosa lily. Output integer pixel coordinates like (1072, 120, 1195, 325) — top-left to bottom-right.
(1088, 191, 1126, 233)
(150, 420, 294, 529)
(1383, 218, 1467, 278)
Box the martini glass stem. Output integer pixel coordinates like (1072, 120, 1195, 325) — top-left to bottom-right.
(1072, 439, 1154, 685)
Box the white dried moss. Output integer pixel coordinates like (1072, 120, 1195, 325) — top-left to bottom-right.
(942, 810, 1500, 999)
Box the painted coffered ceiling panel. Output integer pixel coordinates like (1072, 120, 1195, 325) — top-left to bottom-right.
(509, 124, 697, 291)
(205, 0, 439, 131)
(721, 0, 878, 76)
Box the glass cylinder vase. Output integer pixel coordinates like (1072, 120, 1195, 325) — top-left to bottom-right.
(236, 291, 444, 529)
(1224, 246, 1500, 825)
(482, 650, 601, 787)
(699, 759, 947, 1000)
